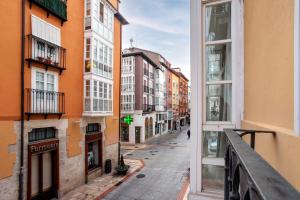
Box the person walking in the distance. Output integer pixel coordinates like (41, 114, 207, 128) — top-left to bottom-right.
(187, 129, 190, 139)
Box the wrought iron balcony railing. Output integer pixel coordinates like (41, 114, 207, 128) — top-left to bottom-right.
(26, 35, 67, 74)
(143, 104, 155, 113)
(25, 89, 65, 120)
(30, 0, 67, 22)
(26, 35, 66, 73)
(224, 129, 300, 200)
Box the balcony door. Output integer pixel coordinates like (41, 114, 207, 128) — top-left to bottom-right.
(202, 0, 233, 192)
(32, 68, 58, 113)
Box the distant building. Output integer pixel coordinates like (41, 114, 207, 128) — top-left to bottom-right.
(121, 47, 187, 144)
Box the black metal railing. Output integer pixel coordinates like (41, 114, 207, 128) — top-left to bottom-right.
(143, 104, 155, 112)
(26, 35, 66, 73)
(25, 89, 65, 119)
(30, 0, 67, 21)
(224, 129, 300, 200)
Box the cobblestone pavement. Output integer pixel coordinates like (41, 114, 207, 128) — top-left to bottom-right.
(103, 126, 191, 200)
(61, 159, 143, 200)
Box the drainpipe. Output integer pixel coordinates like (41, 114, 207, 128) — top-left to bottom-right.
(118, 23, 122, 165)
(19, 0, 25, 199)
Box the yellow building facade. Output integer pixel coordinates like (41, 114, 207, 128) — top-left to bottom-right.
(171, 71, 180, 127)
(190, 0, 300, 199)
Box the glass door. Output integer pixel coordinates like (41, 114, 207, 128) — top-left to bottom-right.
(202, 0, 233, 192)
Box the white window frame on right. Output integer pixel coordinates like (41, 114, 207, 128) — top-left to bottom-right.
(190, 0, 244, 196)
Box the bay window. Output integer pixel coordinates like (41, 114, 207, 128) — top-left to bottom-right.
(84, 79, 113, 113)
(202, 0, 232, 192)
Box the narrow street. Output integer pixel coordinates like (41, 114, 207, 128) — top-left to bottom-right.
(103, 127, 191, 200)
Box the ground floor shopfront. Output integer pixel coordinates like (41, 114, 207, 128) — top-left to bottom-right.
(120, 111, 156, 145)
(0, 118, 118, 200)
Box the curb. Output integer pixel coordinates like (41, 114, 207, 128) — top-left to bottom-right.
(176, 178, 190, 200)
(95, 159, 145, 200)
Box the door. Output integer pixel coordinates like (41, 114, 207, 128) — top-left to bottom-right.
(32, 69, 58, 113)
(31, 152, 55, 200)
(135, 127, 141, 143)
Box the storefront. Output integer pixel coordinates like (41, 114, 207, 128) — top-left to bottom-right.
(121, 123, 129, 142)
(27, 127, 59, 200)
(85, 123, 102, 183)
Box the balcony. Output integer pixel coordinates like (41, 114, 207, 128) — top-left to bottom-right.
(224, 129, 300, 200)
(25, 88, 65, 120)
(143, 104, 155, 113)
(30, 0, 67, 22)
(26, 35, 66, 74)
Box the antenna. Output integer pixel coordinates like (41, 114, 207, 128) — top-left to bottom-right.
(130, 38, 134, 48)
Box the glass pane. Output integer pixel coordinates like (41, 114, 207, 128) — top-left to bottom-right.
(206, 84, 231, 121)
(205, 2, 231, 42)
(202, 165, 224, 191)
(206, 43, 231, 81)
(202, 131, 226, 158)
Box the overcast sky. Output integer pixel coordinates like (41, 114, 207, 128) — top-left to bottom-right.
(120, 0, 190, 79)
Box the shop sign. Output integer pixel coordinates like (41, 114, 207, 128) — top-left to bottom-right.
(30, 142, 58, 154)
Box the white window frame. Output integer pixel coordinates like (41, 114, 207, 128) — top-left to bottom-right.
(190, 0, 244, 194)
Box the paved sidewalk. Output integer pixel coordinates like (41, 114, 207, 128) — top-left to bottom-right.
(61, 159, 144, 200)
(121, 143, 150, 150)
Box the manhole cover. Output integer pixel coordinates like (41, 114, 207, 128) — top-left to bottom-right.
(144, 157, 149, 159)
(135, 147, 139, 148)
(170, 147, 174, 149)
(173, 143, 177, 144)
(151, 154, 156, 155)
(127, 153, 133, 156)
(154, 151, 159, 153)
(136, 174, 146, 179)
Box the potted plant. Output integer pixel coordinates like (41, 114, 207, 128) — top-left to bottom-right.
(36, 56, 45, 62)
(115, 155, 130, 175)
(46, 57, 52, 64)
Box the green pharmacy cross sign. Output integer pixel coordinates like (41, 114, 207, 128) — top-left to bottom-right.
(124, 115, 133, 125)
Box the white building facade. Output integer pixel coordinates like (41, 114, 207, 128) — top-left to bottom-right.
(83, 0, 117, 180)
(155, 67, 168, 135)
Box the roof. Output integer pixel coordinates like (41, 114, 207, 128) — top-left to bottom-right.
(115, 12, 129, 25)
(123, 47, 171, 69)
(122, 49, 158, 68)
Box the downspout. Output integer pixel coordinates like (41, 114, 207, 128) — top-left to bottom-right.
(19, 0, 25, 199)
(118, 22, 122, 165)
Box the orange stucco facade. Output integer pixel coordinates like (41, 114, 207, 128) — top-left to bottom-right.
(0, 0, 125, 198)
(243, 0, 300, 191)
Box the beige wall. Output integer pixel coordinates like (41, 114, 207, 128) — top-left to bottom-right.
(243, 0, 300, 191)
(244, 0, 294, 130)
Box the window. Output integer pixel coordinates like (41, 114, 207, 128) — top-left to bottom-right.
(29, 127, 56, 142)
(86, 123, 101, 133)
(90, 39, 113, 79)
(205, 2, 232, 122)
(100, 2, 104, 22)
(85, 0, 91, 16)
(200, 0, 232, 192)
(85, 80, 113, 113)
(86, 38, 91, 59)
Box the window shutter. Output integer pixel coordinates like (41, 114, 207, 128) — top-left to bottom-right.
(31, 15, 61, 46)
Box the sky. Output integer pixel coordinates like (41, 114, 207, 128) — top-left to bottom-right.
(120, 0, 190, 79)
